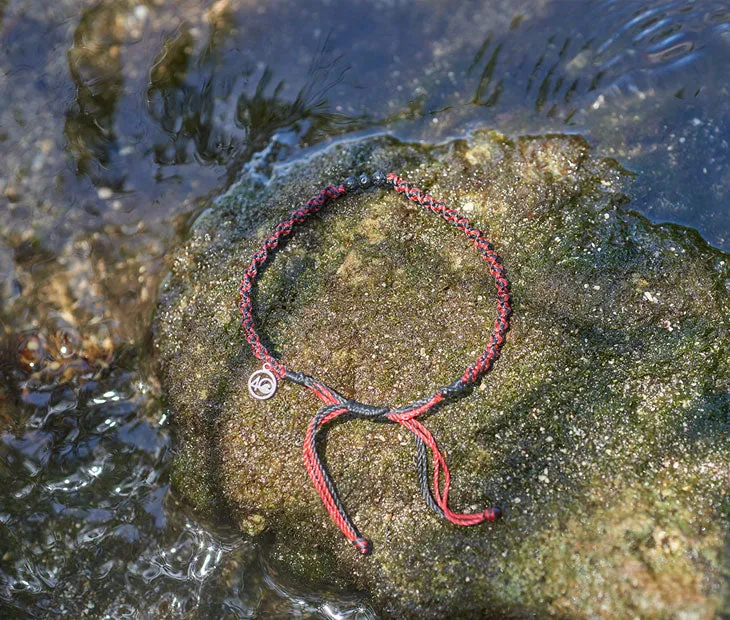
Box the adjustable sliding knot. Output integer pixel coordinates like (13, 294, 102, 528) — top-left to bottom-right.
(441, 379, 467, 399)
(344, 400, 389, 418)
(239, 172, 512, 555)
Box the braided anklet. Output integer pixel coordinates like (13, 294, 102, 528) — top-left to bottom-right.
(238, 172, 512, 555)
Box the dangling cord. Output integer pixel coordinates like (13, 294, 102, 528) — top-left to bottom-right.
(294, 373, 501, 554)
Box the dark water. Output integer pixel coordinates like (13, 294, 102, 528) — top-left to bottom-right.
(1, 0, 729, 616)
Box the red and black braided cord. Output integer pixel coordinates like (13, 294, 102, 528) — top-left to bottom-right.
(238, 171, 511, 555)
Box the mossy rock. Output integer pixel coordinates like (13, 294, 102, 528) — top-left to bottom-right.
(154, 131, 730, 617)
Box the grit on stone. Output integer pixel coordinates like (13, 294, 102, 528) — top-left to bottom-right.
(154, 130, 730, 618)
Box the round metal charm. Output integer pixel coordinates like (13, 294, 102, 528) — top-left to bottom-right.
(248, 364, 278, 400)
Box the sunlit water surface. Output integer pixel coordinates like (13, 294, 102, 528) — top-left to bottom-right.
(1, 0, 729, 616)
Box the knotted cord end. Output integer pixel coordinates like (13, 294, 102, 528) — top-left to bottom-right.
(484, 506, 503, 521)
(353, 537, 372, 555)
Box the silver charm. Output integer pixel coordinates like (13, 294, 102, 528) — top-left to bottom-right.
(248, 363, 278, 400)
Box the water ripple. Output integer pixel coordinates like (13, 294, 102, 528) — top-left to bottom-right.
(466, 0, 730, 119)
(0, 330, 373, 617)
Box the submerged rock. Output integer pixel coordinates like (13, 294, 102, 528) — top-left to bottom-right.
(154, 131, 729, 617)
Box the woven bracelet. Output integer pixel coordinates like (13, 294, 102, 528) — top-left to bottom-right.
(238, 171, 512, 555)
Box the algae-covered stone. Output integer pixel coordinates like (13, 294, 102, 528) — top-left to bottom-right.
(154, 131, 730, 617)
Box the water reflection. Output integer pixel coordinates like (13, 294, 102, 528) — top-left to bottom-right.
(146, 26, 364, 178)
(451, 0, 730, 249)
(4, 0, 728, 252)
(65, 2, 126, 187)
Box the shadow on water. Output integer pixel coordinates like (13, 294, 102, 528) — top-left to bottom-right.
(64, 1, 369, 195)
(146, 26, 368, 183)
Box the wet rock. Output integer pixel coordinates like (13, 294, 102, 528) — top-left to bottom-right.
(154, 131, 730, 617)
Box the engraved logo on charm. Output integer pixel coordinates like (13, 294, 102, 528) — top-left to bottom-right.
(248, 364, 278, 400)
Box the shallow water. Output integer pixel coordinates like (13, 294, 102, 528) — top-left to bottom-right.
(1, 0, 729, 616)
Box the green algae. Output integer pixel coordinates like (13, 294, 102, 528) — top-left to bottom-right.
(154, 130, 730, 617)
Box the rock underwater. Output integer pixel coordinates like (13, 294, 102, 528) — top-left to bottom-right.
(154, 131, 729, 617)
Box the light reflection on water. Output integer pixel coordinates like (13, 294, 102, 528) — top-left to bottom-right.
(1, 0, 730, 616)
(0, 342, 374, 617)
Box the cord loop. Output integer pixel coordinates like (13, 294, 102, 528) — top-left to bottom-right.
(239, 172, 511, 554)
